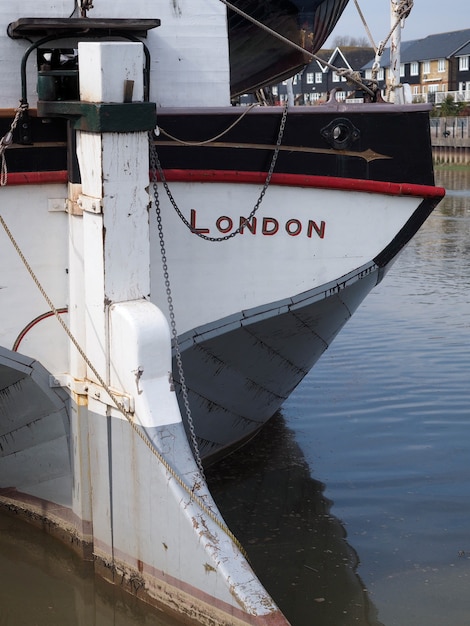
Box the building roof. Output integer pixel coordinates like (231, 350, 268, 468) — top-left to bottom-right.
(362, 29, 470, 70)
(333, 46, 375, 70)
(362, 40, 416, 69)
(402, 29, 470, 62)
(311, 46, 375, 72)
(456, 41, 470, 56)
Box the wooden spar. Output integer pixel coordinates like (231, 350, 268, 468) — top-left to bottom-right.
(390, 0, 413, 104)
(390, 1, 402, 102)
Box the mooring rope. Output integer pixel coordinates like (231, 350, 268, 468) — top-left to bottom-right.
(0, 212, 248, 559)
(0, 104, 28, 186)
(157, 102, 259, 146)
(218, 0, 376, 97)
(352, 0, 414, 85)
(219, 0, 414, 97)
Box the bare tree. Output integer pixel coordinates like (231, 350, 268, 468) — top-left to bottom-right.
(332, 35, 370, 47)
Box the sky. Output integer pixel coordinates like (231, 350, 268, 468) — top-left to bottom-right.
(326, 0, 470, 46)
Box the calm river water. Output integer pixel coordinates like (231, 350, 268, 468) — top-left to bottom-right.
(1, 167, 469, 626)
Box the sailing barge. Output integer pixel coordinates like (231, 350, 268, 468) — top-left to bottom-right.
(0, 1, 443, 624)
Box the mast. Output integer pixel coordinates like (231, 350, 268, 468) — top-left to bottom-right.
(389, 0, 413, 103)
(390, 0, 402, 103)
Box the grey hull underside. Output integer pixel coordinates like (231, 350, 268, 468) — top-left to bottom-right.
(174, 262, 380, 462)
(0, 262, 380, 478)
(0, 349, 71, 505)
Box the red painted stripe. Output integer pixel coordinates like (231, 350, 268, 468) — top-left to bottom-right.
(155, 169, 446, 200)
(5, 171, 68, 185)
(7, 168, 446, 202)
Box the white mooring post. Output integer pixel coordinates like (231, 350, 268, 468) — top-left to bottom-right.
(67, 41, 290, 626)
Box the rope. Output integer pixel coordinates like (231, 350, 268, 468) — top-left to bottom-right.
(0, 211, 248, 558)
(157, 103, 259, 146)
(353, 0, 378, 51)
(376, 0, 414, 59)
(151, 102, 288, 243)
(0, 104, 28, 186)
(218, 0, 376, 97)
(352, 0, 414, 85)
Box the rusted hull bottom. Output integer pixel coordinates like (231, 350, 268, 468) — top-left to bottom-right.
(0, 493, 288, 626)
(0, 345, 291, 625)
(174, 262, 381, 463)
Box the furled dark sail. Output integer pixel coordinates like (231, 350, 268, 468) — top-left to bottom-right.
(228, 0, 350, 96)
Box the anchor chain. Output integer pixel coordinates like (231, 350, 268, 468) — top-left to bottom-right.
(149, 140, 206, 479)
(0, 103, 28, 186)
(148, 102, 287, 474)
(150, 102, 288, 242)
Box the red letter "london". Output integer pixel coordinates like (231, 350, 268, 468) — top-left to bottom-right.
(190, 209, 210, 234)
(262, 217, 279, 235)
(307, 220, 326, 239)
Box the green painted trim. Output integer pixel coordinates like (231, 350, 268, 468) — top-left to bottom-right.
(37, 101, 156, 132)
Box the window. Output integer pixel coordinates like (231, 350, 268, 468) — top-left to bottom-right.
(305, 93, 321, 103)
(438, 58, 446, 73)
(423, 60, 431, 74)
(459, 55, 469, 71)
(332, 72, 340, 82)
(315, 72, 323, 83)
(400, 63, 405, 77)
(306, 73, 314, 84)
(377, 68, 384, 81)
(428, 84, 438, 93)
(272, 86, 278, 96)
(413, 85, 420, 95)
(410, 62, 419, 76)
(365, 69, 372, 79)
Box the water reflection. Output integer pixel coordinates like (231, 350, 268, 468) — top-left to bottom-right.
(207, 415, 384, 626)
(435, 166, 470, 192)
(0, 511, 182, 626)
(404, 167, 470, 293)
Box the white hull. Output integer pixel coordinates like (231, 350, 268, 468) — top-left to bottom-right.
(2, 179, 426, 460)
(0, 2, 444, 624)
(150, 181, 416, 334)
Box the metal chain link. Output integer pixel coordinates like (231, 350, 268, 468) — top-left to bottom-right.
(150, 102, 288, 242)
(0, 103, 28, 186)
(147, 104, 288, 473)
(149, 146, 206, 479)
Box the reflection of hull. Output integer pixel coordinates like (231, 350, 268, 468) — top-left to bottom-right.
(207, 414, 385, 626)
(228, 0, 350, 95)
